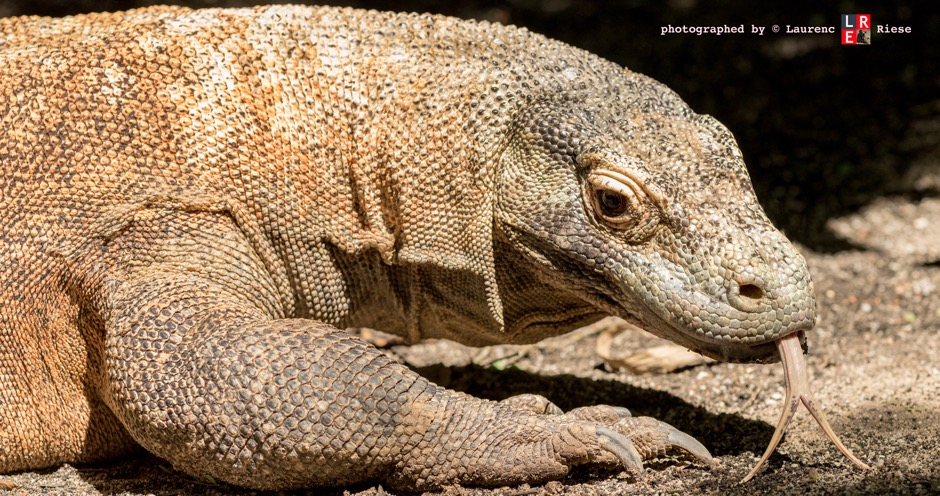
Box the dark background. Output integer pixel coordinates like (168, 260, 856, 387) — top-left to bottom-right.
(3, 0, 937, 251)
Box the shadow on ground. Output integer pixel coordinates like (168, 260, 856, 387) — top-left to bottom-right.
(431, 363, 776, 459)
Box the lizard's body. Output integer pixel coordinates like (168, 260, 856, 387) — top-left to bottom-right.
(0, 5, 816, 489)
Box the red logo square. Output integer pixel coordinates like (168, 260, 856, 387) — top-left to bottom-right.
(842, 29, 856, 45)
(856, 14, 871, 30)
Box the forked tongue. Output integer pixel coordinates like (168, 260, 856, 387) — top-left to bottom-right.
(741, 332, 870, 482)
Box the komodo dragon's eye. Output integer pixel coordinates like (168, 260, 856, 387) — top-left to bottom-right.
(597, 190, 627, 217)
(586, 170, 645, 228)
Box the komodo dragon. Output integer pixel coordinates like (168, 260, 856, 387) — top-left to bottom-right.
(0, 4, 867, 491)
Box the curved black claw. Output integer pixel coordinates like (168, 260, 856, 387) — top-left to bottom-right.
(597, 426, 644, 474)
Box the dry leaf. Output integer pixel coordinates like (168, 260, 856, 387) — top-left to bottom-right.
(596, 325, 714, 374)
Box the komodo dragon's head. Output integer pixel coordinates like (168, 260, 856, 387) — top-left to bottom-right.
(493, 72, 816, 364)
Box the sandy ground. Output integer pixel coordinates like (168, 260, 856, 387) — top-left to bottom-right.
(4, 206, 940, 495)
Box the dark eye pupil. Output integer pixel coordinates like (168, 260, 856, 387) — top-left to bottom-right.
(598, 190, 626, 216)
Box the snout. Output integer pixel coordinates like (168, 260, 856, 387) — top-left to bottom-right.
(622, 256, 816, 363)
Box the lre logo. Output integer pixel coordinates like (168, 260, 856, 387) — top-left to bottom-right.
(842, 14, 872, 45)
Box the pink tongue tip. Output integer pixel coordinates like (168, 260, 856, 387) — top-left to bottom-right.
(740, 333, 870, 483)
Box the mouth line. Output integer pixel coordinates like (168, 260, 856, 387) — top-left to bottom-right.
(605, 286, 811, 363)
(738, 329, 808, 363)
(656, 278, 813, 346)
(696, 326, 810, 360)
(601, 256, 814, 361)
(662, 313, 812, 363)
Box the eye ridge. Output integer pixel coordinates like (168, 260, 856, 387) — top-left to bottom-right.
(583, 167, 654, 230)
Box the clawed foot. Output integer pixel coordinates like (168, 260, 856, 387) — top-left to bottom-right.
(591, 414, 715, 473)
(499, 394, 714, 475)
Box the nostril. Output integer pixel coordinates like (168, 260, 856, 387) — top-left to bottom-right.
(739, 283, 764, 301)
(728, 276, 769, 312)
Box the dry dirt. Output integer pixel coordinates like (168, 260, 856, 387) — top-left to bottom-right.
(4, 211, 940, 495)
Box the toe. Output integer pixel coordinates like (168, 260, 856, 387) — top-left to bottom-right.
(500, 394, 564, 415)
(566, 405, 632, 423)
(611, 417, 714, 466)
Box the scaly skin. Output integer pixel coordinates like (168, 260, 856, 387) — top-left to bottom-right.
(0, 5, 815, 490)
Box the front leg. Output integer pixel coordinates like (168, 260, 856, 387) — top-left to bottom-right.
(104, 272, 650, 489)
(91, 211, 649, 490)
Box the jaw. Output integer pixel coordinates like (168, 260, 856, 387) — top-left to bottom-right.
(683, 332, 805, 364)
(604, 249, 817, 363)
(491, 221, 815, 360)
(495, 266, 808, 363)
(619, 294, 812, 364)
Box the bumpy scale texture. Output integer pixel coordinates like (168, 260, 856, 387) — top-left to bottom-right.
(0, 5, 816, 490)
